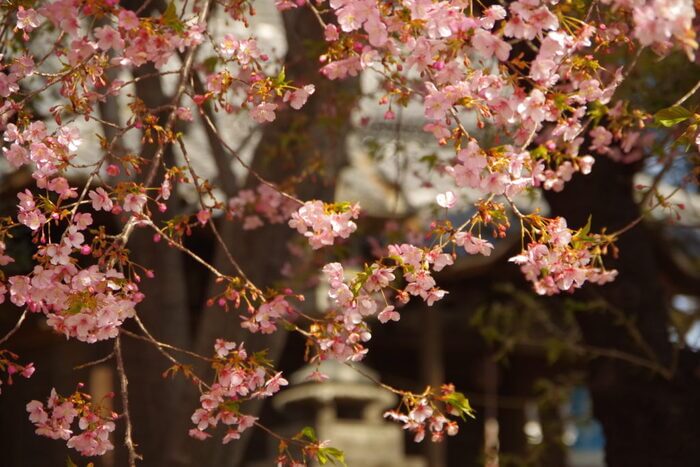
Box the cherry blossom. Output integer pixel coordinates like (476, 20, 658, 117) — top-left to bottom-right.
(27, 387, 116, 456)
(509, 218, 618, 295)
(188, 342, 287, 444)
(0, 0, 693, 461)
(288, 201, 360, 249)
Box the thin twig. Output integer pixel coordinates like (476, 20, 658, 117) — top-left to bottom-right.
(120, 328, 211, 363)
(114, 336, 141, 466)
(144, 220, 227, 279)
(611, 156, 678, 237)
(518, 338, 673, 380)
(199, 113, 303, 204)
(129, 315, 210, 388)
(119, 0, 214, 244)
(175, 138, 260, 292)
(344, 362, 415, 397)
(674, 79, 700, 107)
(0, 309, 28, 346)
(73, 351, 115, 370)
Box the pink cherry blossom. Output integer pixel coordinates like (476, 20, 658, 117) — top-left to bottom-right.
(251, 102, 277, 123)
(455, 232, 494, 257)
(89, 187, 113, 211)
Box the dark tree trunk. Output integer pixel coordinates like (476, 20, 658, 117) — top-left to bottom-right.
(165, 7, 360, 467)
(546, 157, 700, 467)
(119, 59, 193, 467)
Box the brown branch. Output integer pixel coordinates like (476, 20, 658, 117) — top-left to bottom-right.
(127, 314, 210, 389)
(143, 220, 228, 280)
(189, 70, 239, 196)
(199, 112, 303, 204)
(175, 138, 261, 294)
(120, 328, 211, 363)
(114, 336, 142, 466)
(674, 78, 700, 107)
(0, 309, 28, 346)
(119, 0, 214, 243)
(516, 337, 673, 380)
(73, 351, 115, 370)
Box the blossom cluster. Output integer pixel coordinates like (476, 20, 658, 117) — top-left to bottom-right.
(6, 205, 141, 342)
(45, 3, 203, 68)
(509, 217, 618, 295)
(384, 384, 473, 443)
(189, 340, 288, 443)
(0, 350, 35, 395)
(0, 0, 693, 460)
(288, 201, 360, 249)
(8, 262, 140, 343)
(204, 33, 315, 123)
(588, 115, 650, 165)
(454, 232, 495, 257)
(228, 184, 299, 231)
(240, 295, 295, 334)
(26, 387, 116, 457)
(0, 240, 14, 277)
(3, 122, 81, 185)
(307, 243, 452, 362)
(603, 0, 697, 58)
(302, 0, 695, 200)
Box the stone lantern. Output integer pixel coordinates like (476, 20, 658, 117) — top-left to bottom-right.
(269, 360, 426, 467)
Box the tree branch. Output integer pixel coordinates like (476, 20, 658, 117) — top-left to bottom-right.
(114, 336, 142, 466)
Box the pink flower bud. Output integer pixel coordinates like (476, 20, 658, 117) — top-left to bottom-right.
(21, 364, 35, 378)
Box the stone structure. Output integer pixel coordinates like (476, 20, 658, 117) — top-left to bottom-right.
(266, 361, 426, 467)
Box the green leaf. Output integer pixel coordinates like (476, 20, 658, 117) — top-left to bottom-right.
(66, 457, 78, 467)
(529, 145, 548, 161)
(654, 105, 693, 127)
(163, 2, 185, 33)
(300, 426, 317, 442)
(252, 349, 273, 367)
(221, 400, 240, 412)
(202, 56, 219, 73)
(275, 67, 287, 87)
(65, 300, 84, 316)
(588, 100, 608, 125)
(318, 446, 347, 466)
(579, 215, 592, 237)
(443, 391, 476, 419)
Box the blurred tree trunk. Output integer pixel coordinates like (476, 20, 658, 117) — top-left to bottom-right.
(166, 6, 359, 466)
(119, 58, 193, 467)
(546, 157, 700, 467)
